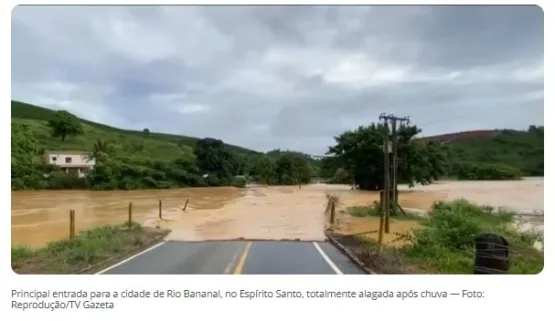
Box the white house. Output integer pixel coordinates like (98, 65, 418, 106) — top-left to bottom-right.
(43, 150, 95, 178)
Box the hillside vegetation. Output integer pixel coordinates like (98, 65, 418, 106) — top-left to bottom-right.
(11, 101, 317, 190)
(11, 100, 543, 191)
(416, 128, 543, 176)
(12, 118, 195, 163)
(11, 100, 256, 155)
(446, 127, 544, 176)
(320, 125, 543, 187)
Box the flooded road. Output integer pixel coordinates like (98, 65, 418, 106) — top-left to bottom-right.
(11, 180, 543, 248)
(11, 185, 437, 247)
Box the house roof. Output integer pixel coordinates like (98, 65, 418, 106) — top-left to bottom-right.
(44, 150, 92, 155)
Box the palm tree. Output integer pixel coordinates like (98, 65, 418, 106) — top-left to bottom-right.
(86, 139, 110, 162)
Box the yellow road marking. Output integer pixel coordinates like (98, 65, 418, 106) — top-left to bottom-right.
(233, 242, 252, 274)
(224, 245, 244, 274)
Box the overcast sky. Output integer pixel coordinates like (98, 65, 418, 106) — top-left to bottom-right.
(11, 5, 543, 154)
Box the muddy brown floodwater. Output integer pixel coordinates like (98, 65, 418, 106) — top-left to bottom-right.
(11, 180, 543, 248)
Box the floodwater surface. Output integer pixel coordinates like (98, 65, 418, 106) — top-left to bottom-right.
(11, 180, 543, 247)
(11, 184, 439, 247)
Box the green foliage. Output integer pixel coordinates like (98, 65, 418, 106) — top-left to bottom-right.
(328, 168, 353, 184)
(266, 149, 321, 178)
(348, 204, 423, 221)
(47, 110, 84, 141)
(448, 127, 543, 177)
(194, 138, 241, 183)
(400, 200, 543, 274)
(275, 153, 312, 185)
(453, 162, 522, 180)
(12, 118, 194, 164)
(12, 100, 256, 155)
(248, 155, 276, 184)
(12, 108, 316, 190)
(11, 99, 267, 190)
(11, 222, 169, 274)
(231, 176, 247, 188)
(12, 113, 315, 190)
(328, 123, 449, 190)
(90, 139, 111, 162)
(11, 123, 49, 190)
(323, 123, 542, 185)
(319, 156, 341, 178)
(47, 171, 90, 189)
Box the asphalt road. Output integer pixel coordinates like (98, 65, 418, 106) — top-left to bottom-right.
(98, 240, 366, 274)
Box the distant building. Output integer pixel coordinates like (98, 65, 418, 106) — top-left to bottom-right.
(43, 150, 95, 178)
(311, 155, 327, 160)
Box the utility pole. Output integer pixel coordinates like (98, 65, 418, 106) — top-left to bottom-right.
(390, 115, 410, 210)
(380, 113, 410, 233)
(379, 113, 391, 236)
(391, 120, 398, 211)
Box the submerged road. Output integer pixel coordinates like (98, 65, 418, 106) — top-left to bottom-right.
(98, 240, 365, 274)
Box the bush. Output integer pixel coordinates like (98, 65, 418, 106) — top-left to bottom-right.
(231, 176, 247, 188)
(47, 171, 89, 189)
(454, 162, 521, 180)
(327, 168, 352, 184)
(400, 200, 543, 274)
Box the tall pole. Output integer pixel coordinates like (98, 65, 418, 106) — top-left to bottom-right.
(390, 116, 410, 211)
(380, 113, 410, 232)
(391, 120, 398, 213)
(379, 113, 391, 234)
(384, 126, 391, 233)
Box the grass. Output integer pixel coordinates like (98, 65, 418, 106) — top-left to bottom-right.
(13, 118, 195, 163)
(11, 222, 170, 274)
(338, 199, 543, 274)
(11, 100, 259, 157)
(348, 202, 425, 222)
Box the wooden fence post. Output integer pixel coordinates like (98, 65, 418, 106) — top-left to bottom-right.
(128, 202, 133, 227)
(69, 209, 75, 240)
(159, 200, 162, 219)
(330, 201, 336, 225)
(324, 200, 331, 216)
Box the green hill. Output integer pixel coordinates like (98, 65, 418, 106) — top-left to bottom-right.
(11, 100, 258, 156)
(12, 117, 196, 163)
(447, 127, 544, 176)
(11, 100, 265, 190)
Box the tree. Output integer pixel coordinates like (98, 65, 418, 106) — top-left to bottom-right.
(87, 139, 111, 163)
(143, 128, 150, 135)
(275, 153, 312, 185)
(319, 156, 342, 179)
(193, 138, 237, 183)
(328, 123, 449, 190)
(250, 155, 276, 184)
(11, 122, 37, 166)
(329, 168, 353, 184)
(47, 110, 84, 141)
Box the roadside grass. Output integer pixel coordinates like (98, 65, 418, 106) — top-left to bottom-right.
(341, 199, 543, 274)
(11, 222, 169, 274)
(348, 202, 426, 222)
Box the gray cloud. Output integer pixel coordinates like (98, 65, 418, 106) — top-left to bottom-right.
(11, 5, 543, 155)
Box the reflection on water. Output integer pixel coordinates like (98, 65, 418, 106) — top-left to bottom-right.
(11, 184, 444, 247)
